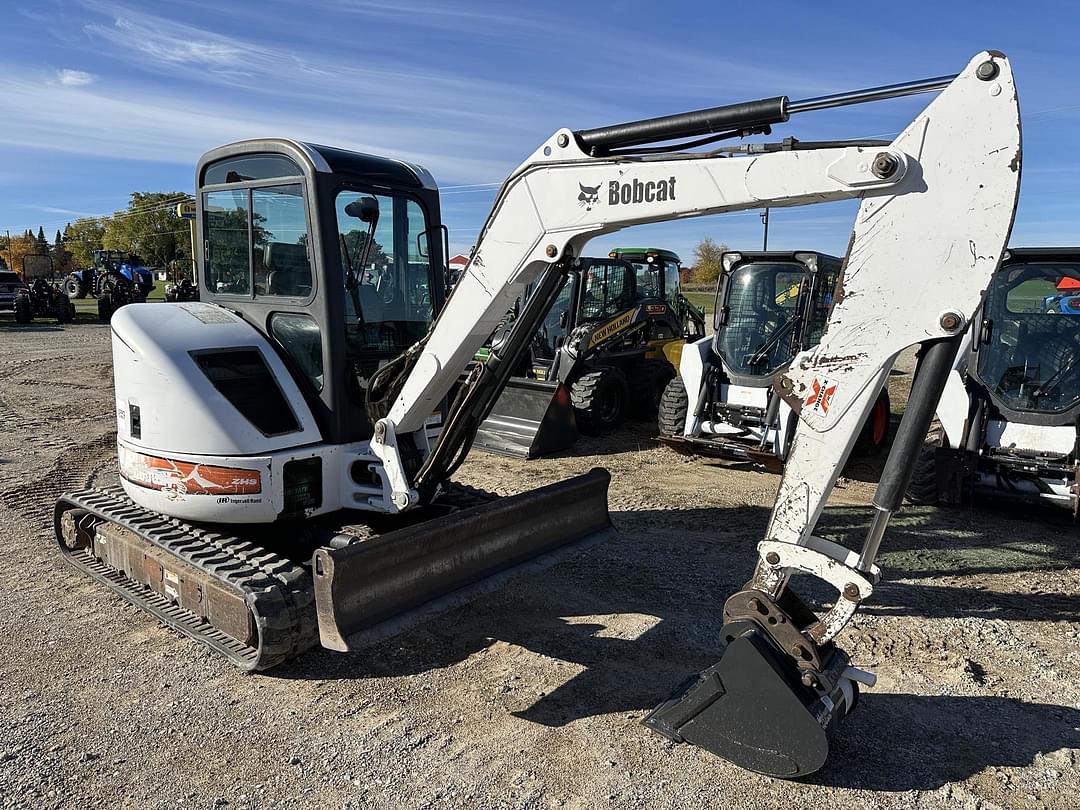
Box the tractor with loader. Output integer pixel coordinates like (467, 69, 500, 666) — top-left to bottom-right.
(54, 52, 1020, 778)
(474, 249, 705, 457)
(15, 254, 75, 325)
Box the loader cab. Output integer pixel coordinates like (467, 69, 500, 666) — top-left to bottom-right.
(609, 247, 705, 339)
(712, 251, 841, 386)
(196, 139, 446, 444)
(970, 248, 1080, 422)
(529, 257, 637, 374)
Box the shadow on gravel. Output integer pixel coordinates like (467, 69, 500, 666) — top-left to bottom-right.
(818, 693, 1080, 790)
(274, 498, 1076, 722)
(547, 422, 666, 459)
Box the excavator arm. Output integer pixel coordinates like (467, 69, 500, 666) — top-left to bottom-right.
(344, 50, 1020, 776)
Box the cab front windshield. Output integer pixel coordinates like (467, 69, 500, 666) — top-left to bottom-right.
(715, 262, 807, 377)
(977, 261, 1080, 414)
(336, 190, 435, 364)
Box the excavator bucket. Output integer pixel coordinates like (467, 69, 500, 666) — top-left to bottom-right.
(473, 378, 578, 459)
(642, 630, 843, 778)
(313, 468, 613, 650)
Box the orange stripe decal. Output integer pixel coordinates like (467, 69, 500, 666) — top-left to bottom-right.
(120, 450, 262, 496)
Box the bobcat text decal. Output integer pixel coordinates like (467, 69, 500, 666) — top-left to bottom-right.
(576, 177, 677, 209)
(610, 177, 676, 205)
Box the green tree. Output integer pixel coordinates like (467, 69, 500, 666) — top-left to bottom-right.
(35, 226, 48, 253)
(6, 232, 39, 278)
(64, 218, 107, 267)
(50, 229, 75, 277)
(691, 236, 728, 285)
(103, 192, 191, 271)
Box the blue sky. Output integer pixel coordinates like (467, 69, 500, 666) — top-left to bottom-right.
(1, 0, 1078, 262)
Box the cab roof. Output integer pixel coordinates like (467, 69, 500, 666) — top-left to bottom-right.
(197, 138, 437, 191)
(609, 247, 681, 263)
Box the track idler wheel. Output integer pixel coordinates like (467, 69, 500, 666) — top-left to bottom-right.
(643, 627, 857, 778)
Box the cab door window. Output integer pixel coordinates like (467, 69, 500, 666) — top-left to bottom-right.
(663, 260, 681, 304)
(336, 191, 435, 362)
(253, 185, 313, 297)
(204, 190, 250, 295)
(203, 183, 313, 298)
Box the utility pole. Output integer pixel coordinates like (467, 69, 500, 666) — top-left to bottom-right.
(760, 208, 770, 250)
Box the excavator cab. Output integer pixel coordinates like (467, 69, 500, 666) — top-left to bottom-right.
(196, 140, 447, 444)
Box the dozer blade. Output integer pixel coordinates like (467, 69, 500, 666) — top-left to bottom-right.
(643, 630, 845, 779)
(473, 378, 578, 458)
(313, 469, 612, 650)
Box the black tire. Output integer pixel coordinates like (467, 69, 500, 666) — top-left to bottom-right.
(570, 366, 629, 436)
(56, 296, 73, 324)
(904, 419, 945, 505)
(13, 296, 31, 324)
(64, 276, 86, 299)
(854, 389, 892, 456)
(658, 376, 689, 437)
(97, 294, 114, 324)
(629, 358, 677, 418)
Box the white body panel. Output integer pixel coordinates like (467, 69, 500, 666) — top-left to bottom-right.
(935, 369, 970, 448)
(678, 336, 711, 435)
(985, 419, 1076, 454)
(111, 302, 440, 521)
(111, 303, 321, 456)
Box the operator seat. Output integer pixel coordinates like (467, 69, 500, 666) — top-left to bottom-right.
(264, 242, 312, 296)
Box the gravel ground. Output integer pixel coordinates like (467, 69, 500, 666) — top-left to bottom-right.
(0, 321, 1076, 810)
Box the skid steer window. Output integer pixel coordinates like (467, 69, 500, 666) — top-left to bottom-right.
(204, 190, 251, 295)
(630, 262, 660, 299)
(715, 262, 807, 378)
(977, 262, 1080, 414)
(663, 261, 681, 304)
(580, 261, 633, 321)
(532, 278, 577, 363)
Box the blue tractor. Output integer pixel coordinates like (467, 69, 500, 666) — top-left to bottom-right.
(63, 250, 155, 322)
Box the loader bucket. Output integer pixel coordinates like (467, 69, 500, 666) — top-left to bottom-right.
(313, 468, 613, 650)
(473, 378, 578, 458)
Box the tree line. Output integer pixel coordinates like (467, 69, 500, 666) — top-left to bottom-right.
(0, 192, 193, 278)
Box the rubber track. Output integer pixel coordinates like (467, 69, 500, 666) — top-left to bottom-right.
(55, 487, 317, 671)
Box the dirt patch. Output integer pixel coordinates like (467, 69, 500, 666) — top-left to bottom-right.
(0, 324, 1076, 809)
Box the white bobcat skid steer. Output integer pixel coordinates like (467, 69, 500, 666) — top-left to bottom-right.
(908, 247, 1080, 511)
(659, 250, 890, 470)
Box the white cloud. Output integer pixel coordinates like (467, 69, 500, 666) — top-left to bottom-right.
(0, 66, 515, 185)
(56, 69, 96, 87)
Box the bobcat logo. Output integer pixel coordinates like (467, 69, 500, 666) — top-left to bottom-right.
(578, 182, 601, 210)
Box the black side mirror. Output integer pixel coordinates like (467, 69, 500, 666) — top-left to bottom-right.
(345, 196, 380, 224)
(559, 311, 569, 329)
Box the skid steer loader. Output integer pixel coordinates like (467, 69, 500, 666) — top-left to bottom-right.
(658, 250, 890, 470)
(54, 51, 1020, 778)
(906, 247, 1080, 511)
(474, 251, 705, 457)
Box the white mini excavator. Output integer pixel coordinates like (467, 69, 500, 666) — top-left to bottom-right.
(54, 51, 1021, 778)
